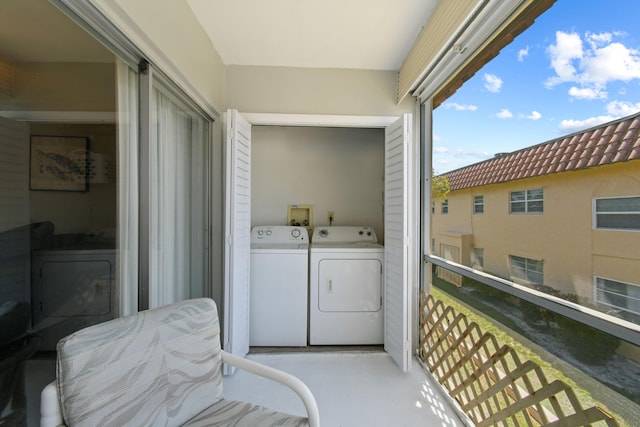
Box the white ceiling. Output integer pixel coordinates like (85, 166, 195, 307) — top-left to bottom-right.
(187, 0, 439, 71)
(0, 0, 439, 71)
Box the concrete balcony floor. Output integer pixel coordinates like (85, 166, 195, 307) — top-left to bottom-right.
(224, 350, 467, 427)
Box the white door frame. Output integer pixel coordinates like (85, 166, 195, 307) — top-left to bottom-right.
(240, 112, 420, 369)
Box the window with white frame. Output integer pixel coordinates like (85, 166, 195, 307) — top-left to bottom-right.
(510, 189, 543, 214)
(472, 247, 484, 269)
(474, 195, 484, 214)
(509, 255, 543, 285)
(441, 199, 449, 214)
(594, 196, 640, 231)
(595, 277, 640, 321)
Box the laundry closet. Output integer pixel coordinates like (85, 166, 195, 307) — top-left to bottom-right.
(224, 110, 413, 370)
(250, 125, 386, 347)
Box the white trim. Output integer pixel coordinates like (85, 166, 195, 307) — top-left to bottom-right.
(593, 195, 640, 232)
(0, 110, 115, 123)
(240, 113, 399, 128)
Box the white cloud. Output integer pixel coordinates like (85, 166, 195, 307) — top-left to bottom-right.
(526, 111, 542, 120)
(558, 100, 640, 134)
(582, 42, 640, 83)
(444, 102, 478, 111)
(568, 86, 607, 99)
(484, 73, 503, 93)
(585, 31, 612, 49)
(558, 115, 615, 133)
(496, 109, 513, 119)
(434, 146, 448, 153)
(606, 100, 640, 116)
(545, 30, 640, 100)
(545, 31, 583, 87)
(518, 46, 529, 62)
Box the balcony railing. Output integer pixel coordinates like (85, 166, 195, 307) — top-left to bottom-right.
(419, 291, 620, 426)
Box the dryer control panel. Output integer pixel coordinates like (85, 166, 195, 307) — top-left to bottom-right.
(311, 226, 378, 243)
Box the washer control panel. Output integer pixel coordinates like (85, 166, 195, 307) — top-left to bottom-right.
(251, 225, 308, 243)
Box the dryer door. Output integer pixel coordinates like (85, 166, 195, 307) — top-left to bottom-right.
(318, 259, 382, 312)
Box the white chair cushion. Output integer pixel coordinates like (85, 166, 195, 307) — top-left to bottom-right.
(56, 298, 223, 427)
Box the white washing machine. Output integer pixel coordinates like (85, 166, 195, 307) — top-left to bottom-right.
(250, 225, 309, 346)
(309, 226, 384, 345)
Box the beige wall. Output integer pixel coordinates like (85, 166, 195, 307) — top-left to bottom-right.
(252, 126, 385, 241)
(432, 161, 640, 303)
(7, 62, 115, 112)
(225, 65, 414, 116)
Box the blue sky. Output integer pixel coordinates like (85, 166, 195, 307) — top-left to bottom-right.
(432, 0, 640, 173)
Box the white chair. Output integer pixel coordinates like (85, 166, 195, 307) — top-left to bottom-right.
(40, 298, 319, 426)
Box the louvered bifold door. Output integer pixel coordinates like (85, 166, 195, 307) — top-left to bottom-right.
(384, 114, 412, 372)
(223, 109, 251, 374)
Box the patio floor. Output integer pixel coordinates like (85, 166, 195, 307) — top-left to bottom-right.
(223, 350, 468, 427)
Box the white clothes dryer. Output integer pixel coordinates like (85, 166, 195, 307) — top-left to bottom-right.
(309, 226, 384, 345)
(250, 225, 309, 346)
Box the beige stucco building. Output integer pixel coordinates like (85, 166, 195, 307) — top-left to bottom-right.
(432, 113, 640, 322)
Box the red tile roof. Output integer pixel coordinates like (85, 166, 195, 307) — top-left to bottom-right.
(442, 112, 640, 191)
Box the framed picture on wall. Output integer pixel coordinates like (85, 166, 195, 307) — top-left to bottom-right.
(30, 135, 90, 192)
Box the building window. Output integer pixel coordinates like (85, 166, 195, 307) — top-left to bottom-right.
(509, 255, 543, 285)
(472, 248, 484, 269)
(594, 196, 640, 231)
(595, 277, 640, 321)
(474, 195, 484, 214)
(441, 199, 449, 214)
(510, 189, 543, 214)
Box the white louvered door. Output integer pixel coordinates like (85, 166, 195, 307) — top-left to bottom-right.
(384, 114, 413, 372)
(223, 109, 251, 374)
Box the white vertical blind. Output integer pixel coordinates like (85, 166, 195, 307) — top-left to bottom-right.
(384, 114, 413, 372)
(116, 60, 139, 316)
(223, 109, 252, 372)
(148, 86, 208, 308)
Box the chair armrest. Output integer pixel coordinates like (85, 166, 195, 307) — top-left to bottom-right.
(40, 380, 66, 427)
(221, 350, 320, 427)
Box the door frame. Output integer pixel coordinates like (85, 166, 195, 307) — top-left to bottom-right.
(237, 112, 421, 363)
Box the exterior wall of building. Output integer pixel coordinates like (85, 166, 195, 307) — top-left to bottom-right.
(431, 160, 640, 305)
